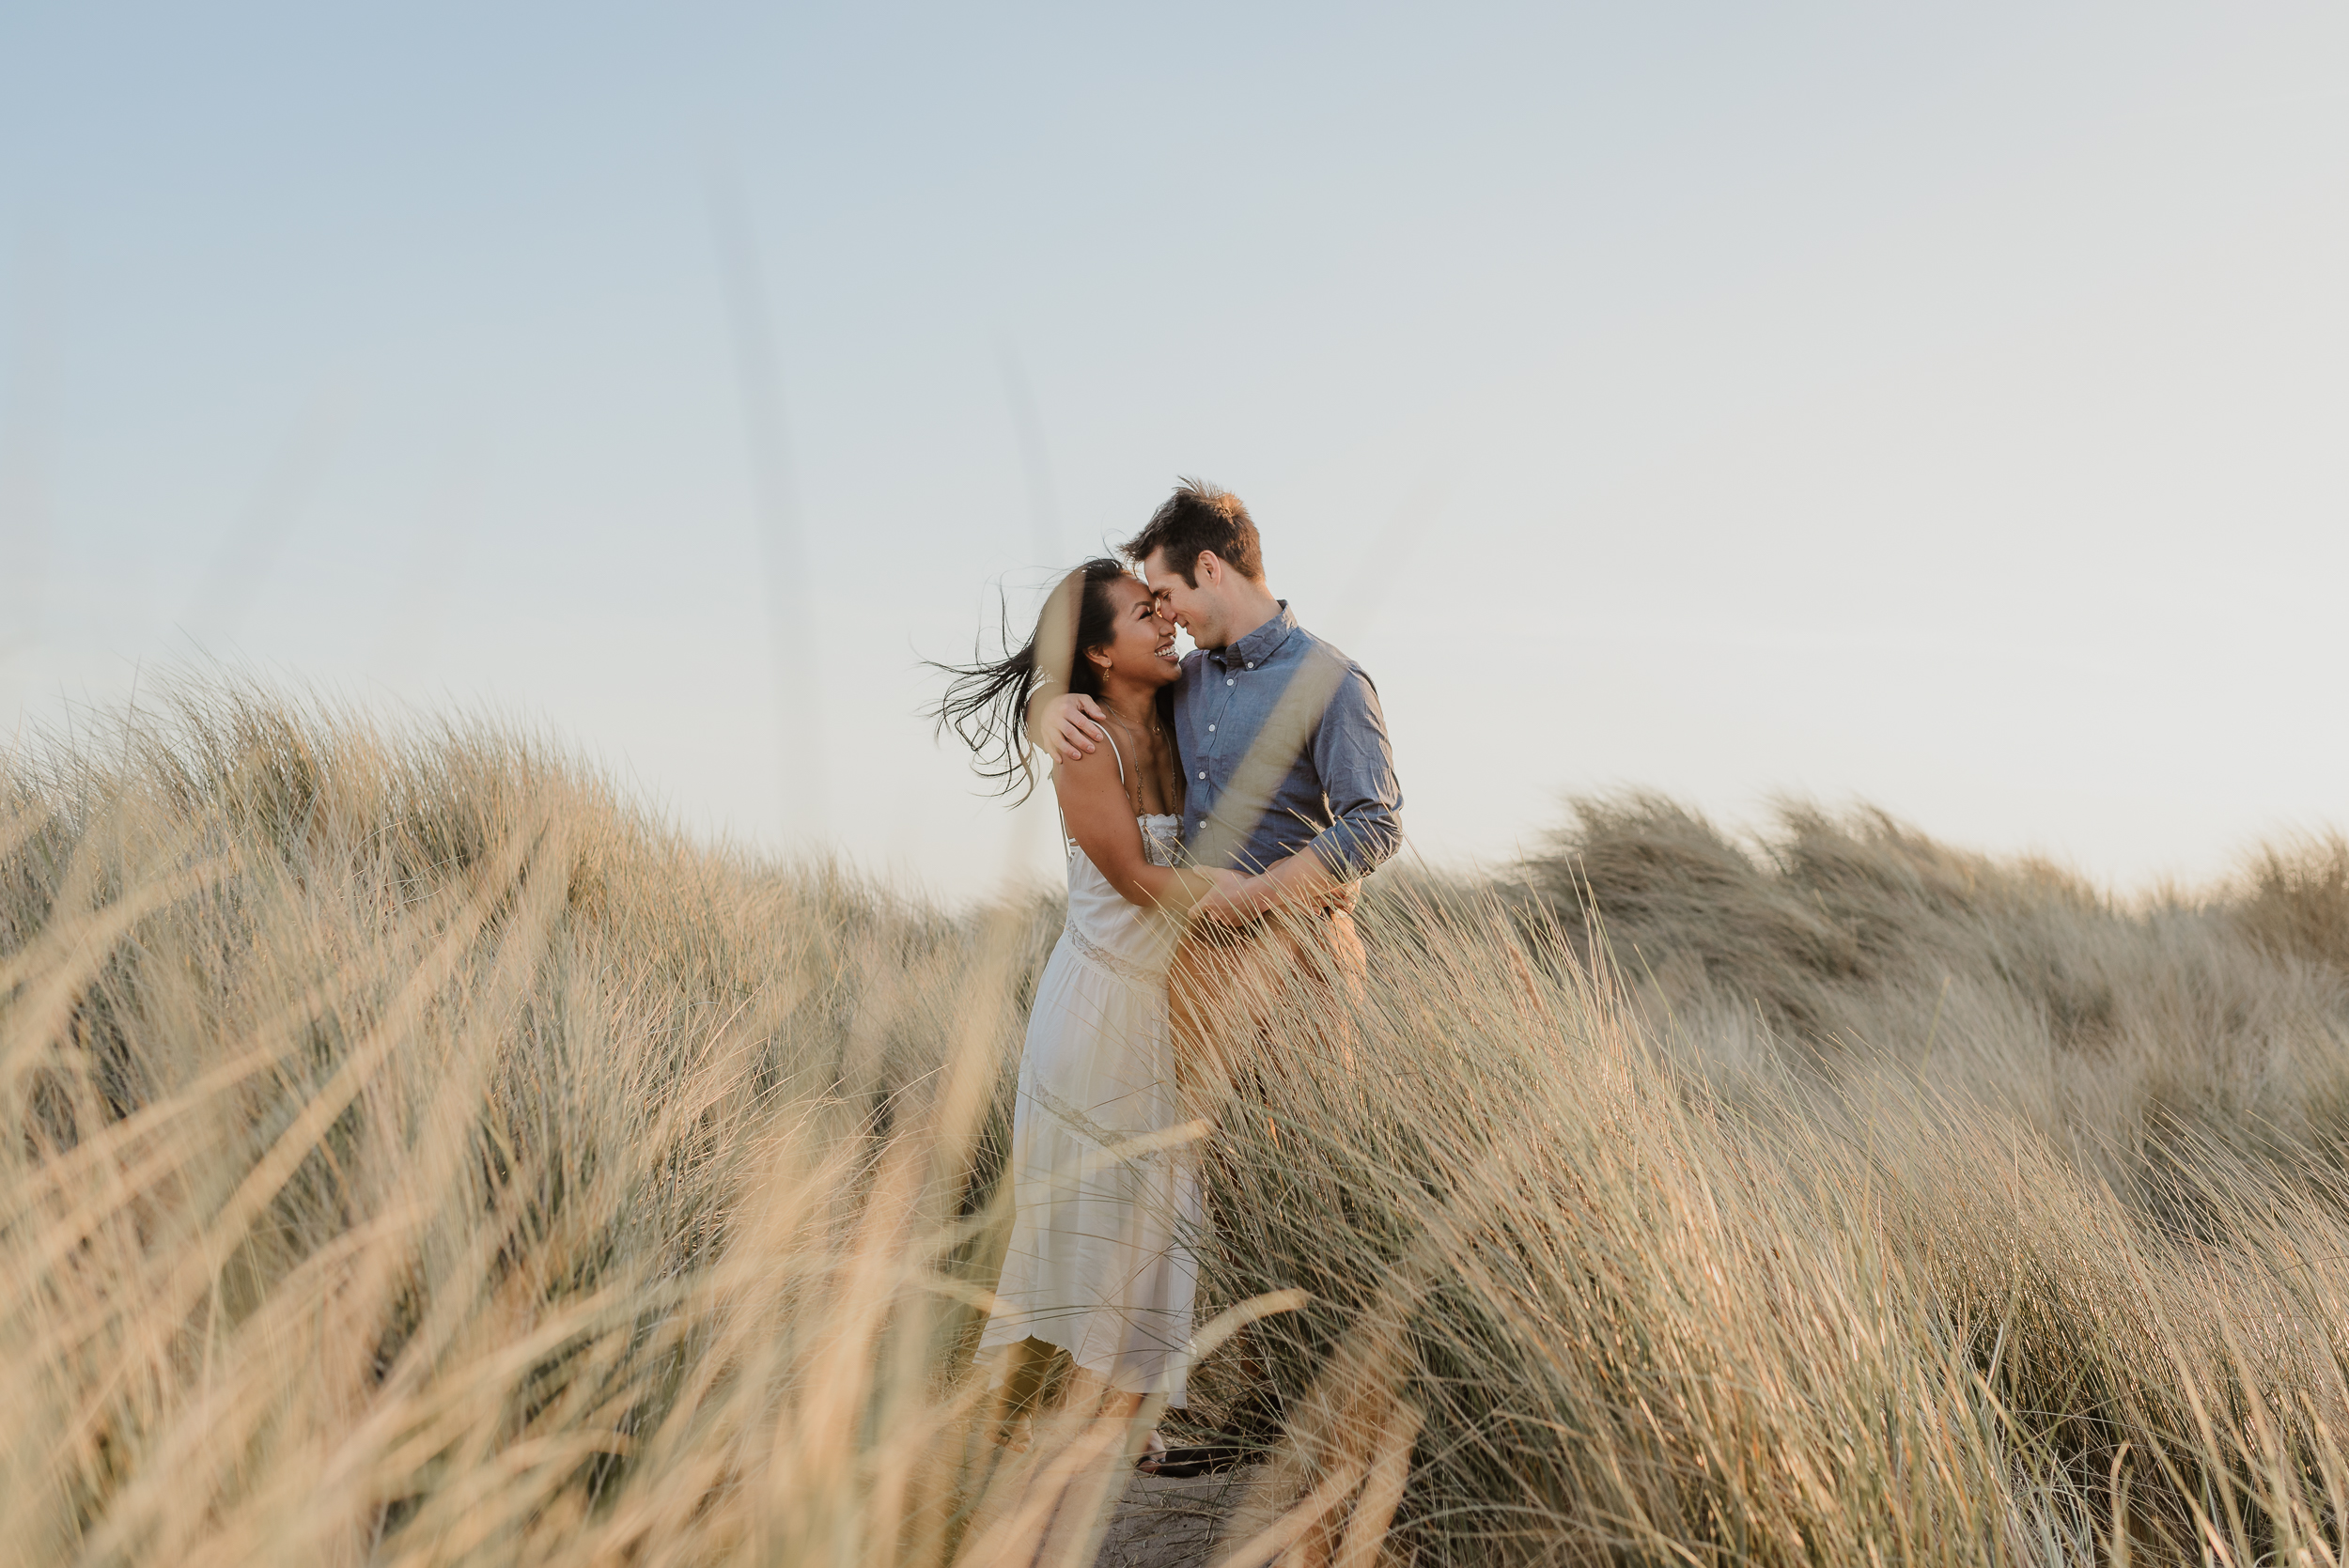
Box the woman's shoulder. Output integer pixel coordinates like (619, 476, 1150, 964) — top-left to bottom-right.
(1052, 726, 1133, 801)
(1053, 737, 1120, 784)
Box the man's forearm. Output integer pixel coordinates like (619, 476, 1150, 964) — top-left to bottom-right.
(1248, 844, 1343, 913)
(1021, 678, 1061, 742)
(1308, 809, 1402, 883)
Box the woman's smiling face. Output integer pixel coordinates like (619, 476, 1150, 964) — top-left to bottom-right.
(1090, 574, 1181, 688)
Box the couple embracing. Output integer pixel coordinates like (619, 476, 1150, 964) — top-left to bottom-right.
(936, 478, 1403, 1470)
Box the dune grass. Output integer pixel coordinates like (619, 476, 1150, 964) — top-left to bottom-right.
(6, 685, 2349, 1566)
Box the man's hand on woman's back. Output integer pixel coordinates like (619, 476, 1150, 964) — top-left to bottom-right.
(1029, 691, 1109, 764)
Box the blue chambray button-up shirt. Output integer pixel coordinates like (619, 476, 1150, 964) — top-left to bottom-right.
(1171, 601, 1404, 879)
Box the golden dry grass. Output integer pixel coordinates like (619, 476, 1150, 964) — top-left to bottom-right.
(7, 684, 2349, 1567)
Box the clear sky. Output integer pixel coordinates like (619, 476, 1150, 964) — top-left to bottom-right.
(3, 3, 2343, 904)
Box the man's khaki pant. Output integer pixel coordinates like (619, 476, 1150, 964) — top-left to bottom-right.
(1168, 897, 1409, 1568)
(1168, 895, 1366, 1094)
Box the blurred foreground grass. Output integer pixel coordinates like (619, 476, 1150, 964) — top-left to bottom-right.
(7, 684, 2349, 1567)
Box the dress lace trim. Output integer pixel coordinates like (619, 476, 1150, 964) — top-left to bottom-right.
(1026, 1079, 1181, 1163)
(1026, 1078, 1126, 1147)
(1024, 1081, 1197, 1179)
(1064, 920, 1165, 987)
(1066, 816, 1184, 869)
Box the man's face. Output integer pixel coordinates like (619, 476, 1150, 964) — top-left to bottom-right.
(1140, 547, 1218, 645)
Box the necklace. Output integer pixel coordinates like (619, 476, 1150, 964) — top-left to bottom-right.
(1101, 706, 1161, 741)
(1099, 706, 1162, 815)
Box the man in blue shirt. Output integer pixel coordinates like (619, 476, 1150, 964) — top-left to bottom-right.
(1034, 479, 1404, 992)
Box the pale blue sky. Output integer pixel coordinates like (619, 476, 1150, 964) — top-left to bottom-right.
(4, 3, 2344, 901)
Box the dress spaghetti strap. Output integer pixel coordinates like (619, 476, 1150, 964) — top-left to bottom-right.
(1056, 723, 1127, 853)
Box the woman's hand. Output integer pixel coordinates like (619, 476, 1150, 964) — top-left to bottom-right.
(1027, 691, 1108, 762)
(1190, 869, 1261, 925)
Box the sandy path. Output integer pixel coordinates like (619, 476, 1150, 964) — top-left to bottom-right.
(1088, 1466, 1255, 1568)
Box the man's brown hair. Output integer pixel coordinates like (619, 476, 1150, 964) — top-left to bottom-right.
(1120, 477, 1264, 585)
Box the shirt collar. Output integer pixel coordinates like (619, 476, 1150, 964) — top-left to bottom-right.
(1212, 600, 1298, 669)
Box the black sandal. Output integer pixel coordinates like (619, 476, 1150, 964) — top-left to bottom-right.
(1145, 1440, 1252, 1479)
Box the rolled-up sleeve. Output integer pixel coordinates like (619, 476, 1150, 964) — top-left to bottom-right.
(1309, 667, 1404, 879)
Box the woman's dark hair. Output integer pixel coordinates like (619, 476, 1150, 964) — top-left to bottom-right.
(931, 557, 1130, 800)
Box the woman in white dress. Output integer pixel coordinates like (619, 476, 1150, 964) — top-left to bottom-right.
(935, 558, 1238, 1467)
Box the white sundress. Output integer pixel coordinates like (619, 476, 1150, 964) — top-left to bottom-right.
(979, 737, 1202, 1405)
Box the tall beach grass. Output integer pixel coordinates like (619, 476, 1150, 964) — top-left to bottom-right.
(6, 684, 2349, 1566)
